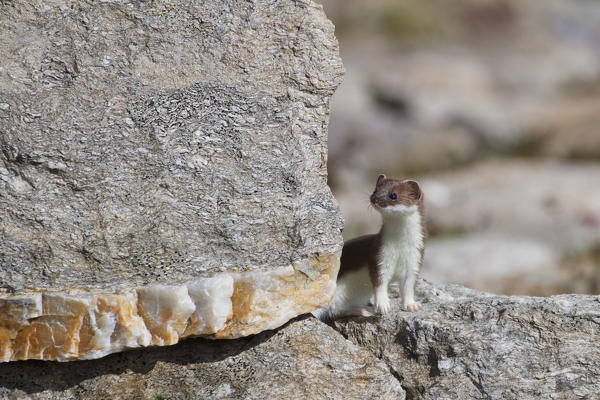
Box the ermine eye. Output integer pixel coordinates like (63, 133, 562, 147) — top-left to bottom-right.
(389, 193, 397, 201)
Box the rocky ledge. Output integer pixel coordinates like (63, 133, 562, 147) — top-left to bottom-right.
(0, 316, 405, 400)
(2, 280, 598, 399)
(334, 280, 600, 399)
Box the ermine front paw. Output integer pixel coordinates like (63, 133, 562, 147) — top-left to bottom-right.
(374, 297, 391, 314)
(403, 301, 422, 312)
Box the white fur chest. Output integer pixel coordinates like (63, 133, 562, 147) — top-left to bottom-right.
(377, 210, 424, 279)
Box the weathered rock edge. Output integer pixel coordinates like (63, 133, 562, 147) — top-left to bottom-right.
(0, 316, 404, 400)
(0, 254, 337, 362)
(332, 280, 600, 399)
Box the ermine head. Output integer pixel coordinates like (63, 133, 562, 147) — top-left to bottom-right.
(370, 174, 423, 217)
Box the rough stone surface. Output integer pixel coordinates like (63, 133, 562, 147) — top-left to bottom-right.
(0, 0, 344, 360)
(0, 317, 405, 400)
(332, 280, 600, 400)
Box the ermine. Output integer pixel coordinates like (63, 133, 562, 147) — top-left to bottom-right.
(313, 175, 426, 320)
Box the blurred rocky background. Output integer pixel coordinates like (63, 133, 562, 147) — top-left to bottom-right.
(321, 0, 600, 296)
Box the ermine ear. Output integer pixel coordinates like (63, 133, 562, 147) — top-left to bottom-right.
(377, 174, 386, 185)
(405, 180, 422, 200)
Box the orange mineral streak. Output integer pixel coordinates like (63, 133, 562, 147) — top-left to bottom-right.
(64, 313, 85, 357)
(12, 314, 83, 360)
(214, 254, 339, 339)
(131, 304, 160, 345)
(0, 253, 340, 361)
(77, 314, 96, 355)
(136, 288, 194, 346)
(96, 294, 142, 339)
(79, 294, 145, 354)
(0, 327, 16, 360)
(155, 308, 180, 345)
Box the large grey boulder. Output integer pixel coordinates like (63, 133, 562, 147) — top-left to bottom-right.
(0, 0, 344, 361)
(0, 317, 405, 400)
(333, 280, 600, 399)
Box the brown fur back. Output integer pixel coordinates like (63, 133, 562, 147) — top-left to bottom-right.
(338, 234, 380, 279)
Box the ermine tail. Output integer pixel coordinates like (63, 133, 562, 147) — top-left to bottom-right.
(311, 307, 329, 321)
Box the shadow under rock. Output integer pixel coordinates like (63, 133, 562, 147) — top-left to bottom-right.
(0, 315, 294, 394)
